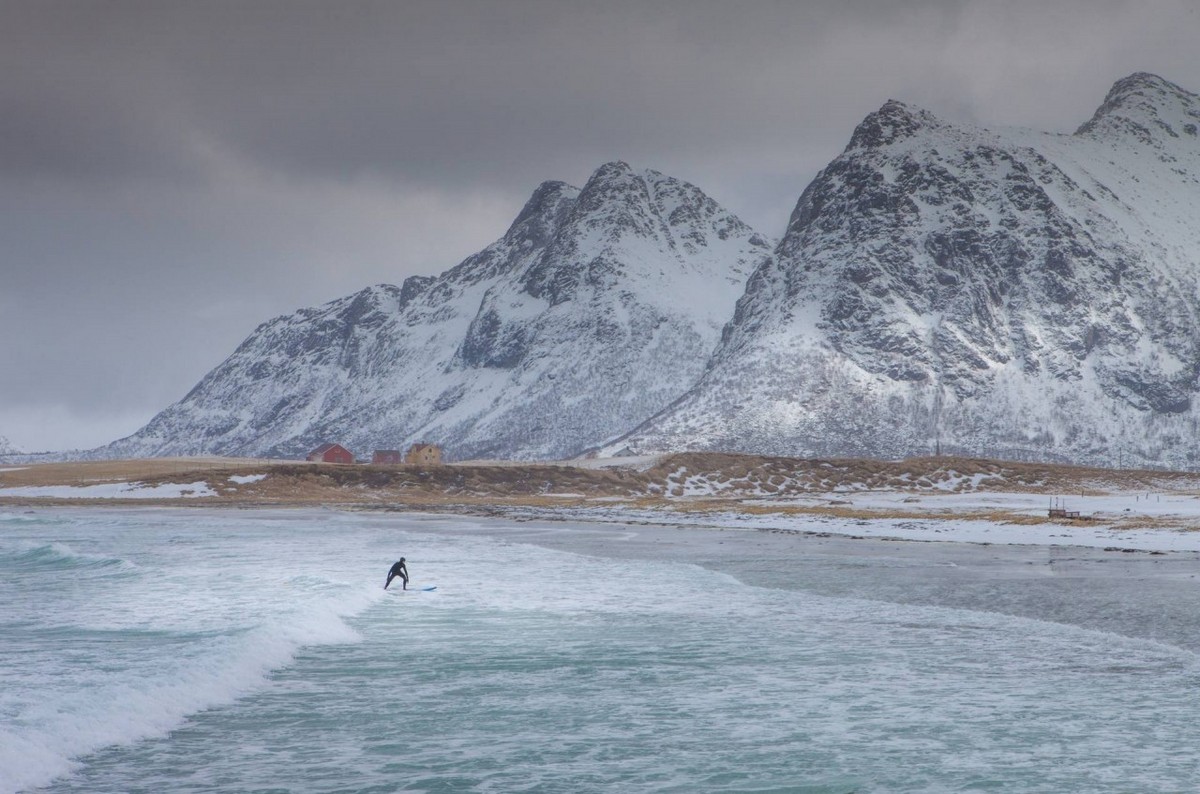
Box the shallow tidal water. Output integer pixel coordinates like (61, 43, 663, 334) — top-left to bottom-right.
(4, 507, 1200, 793)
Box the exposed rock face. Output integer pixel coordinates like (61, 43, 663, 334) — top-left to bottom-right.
(609, 73, 1200, 469)
(101, 163, 769, 460)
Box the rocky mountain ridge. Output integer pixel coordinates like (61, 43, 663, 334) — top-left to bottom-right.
(103, 73, 1200, 469)
(608, 73, 1200, 468)
(101, 163, 769, 460)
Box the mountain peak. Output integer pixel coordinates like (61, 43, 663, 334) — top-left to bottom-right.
(519, 161, 764, 307)
(1105, 72, 1190, 103)
(845, 100, 945, 152)
(566, 161, 658, 237)
(589, 160, 637, 182)
(1075, 71, 1200, 140)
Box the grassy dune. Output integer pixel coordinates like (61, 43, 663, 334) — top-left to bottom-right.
(4, 454, 1200, 532)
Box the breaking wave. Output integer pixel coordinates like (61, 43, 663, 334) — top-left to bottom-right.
(1, 575, 383, 794)
(2, 541, 138, 573)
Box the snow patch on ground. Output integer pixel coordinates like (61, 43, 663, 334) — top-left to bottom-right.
(930, 471, 1004, 491)
(521, 498, 1200, 554)
(228, 474, 268, 485)
(565, 455, 666, 472)
(797, 489, 1200, 522)
(0, 481, 216, 499)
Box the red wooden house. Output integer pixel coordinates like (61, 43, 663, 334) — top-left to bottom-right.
(306, 443, 355, 464)
(372, 449, 403, 465)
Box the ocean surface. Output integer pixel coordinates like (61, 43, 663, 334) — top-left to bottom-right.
(4, 507, 1200, 793)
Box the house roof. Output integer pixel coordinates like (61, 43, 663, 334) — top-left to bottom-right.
(311, 442, 346, 454)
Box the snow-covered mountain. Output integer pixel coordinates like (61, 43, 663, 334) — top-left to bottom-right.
(607, 73, 1200, 468)
(101, 73, 1200, 468)
(101, 162, 770, 460)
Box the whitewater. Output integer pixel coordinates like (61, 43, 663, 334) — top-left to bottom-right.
(5, 507, 1200, 792)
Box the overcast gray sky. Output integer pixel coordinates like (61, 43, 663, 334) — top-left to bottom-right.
(3, 0, 1199, 451)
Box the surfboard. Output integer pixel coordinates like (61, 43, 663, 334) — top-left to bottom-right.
(389, 585, 437, 593)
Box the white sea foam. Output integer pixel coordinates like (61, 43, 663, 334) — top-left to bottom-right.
(0, 511, 387, 794)
(1, 595, 380, 793)
(0, 612, 366, 792)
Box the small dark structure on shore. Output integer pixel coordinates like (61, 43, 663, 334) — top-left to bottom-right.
(372, 449, 403, 465)
(307, 443, 355, 465)
(1048, 498, 1093, 521)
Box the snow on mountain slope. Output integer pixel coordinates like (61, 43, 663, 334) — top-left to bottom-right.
(101, 163, 770, 460)
(607, 73, 1200, 468)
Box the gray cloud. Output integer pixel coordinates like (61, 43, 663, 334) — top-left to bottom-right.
(2, 0, 1199, 450)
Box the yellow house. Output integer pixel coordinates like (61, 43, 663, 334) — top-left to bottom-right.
(405, 443, 442, 466)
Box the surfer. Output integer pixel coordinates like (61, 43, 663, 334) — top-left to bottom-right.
(385, 557, 409, 590)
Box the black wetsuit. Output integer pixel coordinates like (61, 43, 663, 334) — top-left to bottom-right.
(385, 559, 409, 590)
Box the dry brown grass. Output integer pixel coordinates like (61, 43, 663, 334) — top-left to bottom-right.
(632, 497, 1059, 526)
(0, 457, 270, 487)
(638, 452, 1200, 498)
(3, 452, 1198, 533)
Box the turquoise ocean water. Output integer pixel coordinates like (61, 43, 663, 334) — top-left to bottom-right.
(3, 507, 1200, 793)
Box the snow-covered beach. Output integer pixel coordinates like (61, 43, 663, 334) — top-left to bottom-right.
(545, 488, 1200, 553)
